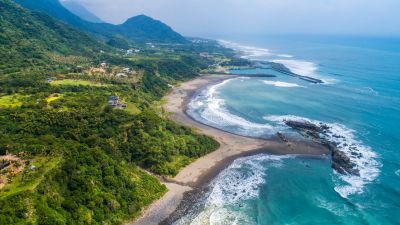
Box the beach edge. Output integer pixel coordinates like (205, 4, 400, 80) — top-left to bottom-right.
(131, 74, 329, 225)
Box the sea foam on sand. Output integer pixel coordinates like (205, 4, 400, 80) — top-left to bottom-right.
(173, 155, 292, 225)
(188, 78, 274, 137)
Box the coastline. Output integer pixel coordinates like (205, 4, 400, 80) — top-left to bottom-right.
(131, 74, 329, 225)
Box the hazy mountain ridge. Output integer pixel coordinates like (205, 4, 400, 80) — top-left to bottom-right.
(15, 0, 188, 44)
(60, 0, 104, 23)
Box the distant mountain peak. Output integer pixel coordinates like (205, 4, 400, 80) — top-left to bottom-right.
(14, 0, 188, 44)
(122, 14, 168, 27)
(121, 14, 188, 43)
(60, 0, 104, 23)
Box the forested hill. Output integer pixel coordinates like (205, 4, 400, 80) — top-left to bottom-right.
(14, 0, 188, 44)
(0, 0, 105, 74)
(1, 0, 227, 224)
(118, 15, 188, 43)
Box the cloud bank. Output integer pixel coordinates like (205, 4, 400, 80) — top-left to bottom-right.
(71, 0, 400, 37)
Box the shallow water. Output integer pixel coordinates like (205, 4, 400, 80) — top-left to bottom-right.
(178, 36, 400, 224)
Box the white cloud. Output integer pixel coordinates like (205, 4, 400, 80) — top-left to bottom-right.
(73, 0, 400, 37)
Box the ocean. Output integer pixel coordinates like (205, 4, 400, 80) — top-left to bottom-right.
(175, 35, 400, 224)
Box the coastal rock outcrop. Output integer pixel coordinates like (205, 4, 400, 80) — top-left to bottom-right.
(326, 142, 360, 176)
(283, 120, 360, 176)
(268, 62, 324, 84)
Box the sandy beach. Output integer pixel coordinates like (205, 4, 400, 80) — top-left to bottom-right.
(132, 74, 329, 225)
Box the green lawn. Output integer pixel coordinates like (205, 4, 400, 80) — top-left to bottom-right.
(50, 79, 109, 87)
(0, 157, 62, 199)
(0, 94, 29, 108)
(125, 103, 141, 115)
(46, 93, 64, 103)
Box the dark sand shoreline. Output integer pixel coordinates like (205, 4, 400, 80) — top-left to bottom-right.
(132, 74, 329, 225)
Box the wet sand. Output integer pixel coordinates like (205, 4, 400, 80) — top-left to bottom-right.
(131, 74, 329, 225)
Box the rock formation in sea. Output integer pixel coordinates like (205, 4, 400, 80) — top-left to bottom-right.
(283, 120, 360, 176)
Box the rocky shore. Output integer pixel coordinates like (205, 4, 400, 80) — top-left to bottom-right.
(131, 75, 330, 225)
(283, 120, 360, 175)
(237, 61, 324, 84)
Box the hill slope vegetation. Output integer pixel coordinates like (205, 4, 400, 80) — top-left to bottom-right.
(1, 0, 221, 224)
(15, 0, 188, 44)
(0, 0, 105, 74)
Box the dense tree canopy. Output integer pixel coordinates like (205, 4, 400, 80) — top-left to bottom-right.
(0, 1, 231, 224)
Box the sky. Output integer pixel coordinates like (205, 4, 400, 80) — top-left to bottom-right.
(70, 0, 400, 37)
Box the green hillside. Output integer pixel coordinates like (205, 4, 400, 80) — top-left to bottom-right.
(0, 0, 226, 224)
(0, 0, 105, 74)
(15, 0, 188, 44)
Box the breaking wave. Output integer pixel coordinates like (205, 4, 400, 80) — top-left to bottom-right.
(188, 78, 379, 199)
(218, 39, 272, 59)
(262, 80, 304, 88)
(277, 54, 294, 58)
(264, 115, 381, 198)
(187, 78, 275, 137)
(272, 59, 318, 77)
(173, 155, 292, 225)
(219, 40, 334, 83)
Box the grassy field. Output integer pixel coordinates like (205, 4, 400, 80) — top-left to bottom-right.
(50, 79, 109, 87)
(0, 157, 62, 199)
(0, 94, 29, 108)
(125, 103, 141, 115)
(46, 93, 64, 103)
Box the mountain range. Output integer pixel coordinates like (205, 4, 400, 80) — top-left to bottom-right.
(60, 0, 104, 23)
(14, 0, 188, 44)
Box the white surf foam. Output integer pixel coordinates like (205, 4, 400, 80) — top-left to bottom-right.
(188, 78, 275, 137)
(315, 196, 350, 216)
(218, 39, 272, 59)
(264, 115, 381, 198)
(354, 87, 379, 96)
(262, 80, 304, 88)
(219, 40, 334, 83)
(272, 59, 317, 77)
(173, 154, 292, 225)
(272, 59, 336, 84)
(277, 54, 294, 58)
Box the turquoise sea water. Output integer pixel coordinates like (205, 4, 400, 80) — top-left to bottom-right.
(176, 36, 400, 224)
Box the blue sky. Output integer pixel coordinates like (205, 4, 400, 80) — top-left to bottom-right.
(71, 0, 400, 37)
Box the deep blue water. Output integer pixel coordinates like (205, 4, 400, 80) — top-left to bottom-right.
(176, 36, 400, 225)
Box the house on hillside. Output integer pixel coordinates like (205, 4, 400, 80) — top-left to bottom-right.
(46, 77, 57, 83)
(108, 96, 119, 107)
(90, 67, 106, 74)
(108, 96, 127, 109)
(116, 73, 128, 78)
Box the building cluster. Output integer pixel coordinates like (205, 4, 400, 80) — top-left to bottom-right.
(0, 155, 25, 189)
(126, 49, 141, 55)
(116, 67, 131, 78)
(108, 96, 127, 109)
